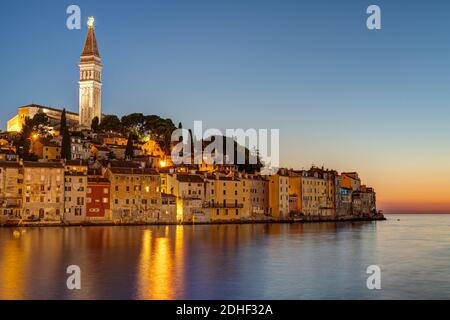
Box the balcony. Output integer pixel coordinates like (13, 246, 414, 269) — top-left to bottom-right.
(204, 202, 244, 209)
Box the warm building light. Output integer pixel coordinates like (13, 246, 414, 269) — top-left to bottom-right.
(32, 134, 38, 140)
(176, 199, 183, 222)
(159, 160, 167, 168)
(146, 186, 150, 193)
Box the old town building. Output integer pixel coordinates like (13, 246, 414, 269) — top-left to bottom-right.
(22, 162, 64, 221)
(105, 163, 161, 222)
(266, 169, 290, 220)
(205, 174, 250, 221)
(64, 161, 88, 222)
(0, 162, 23, 221)
(86, 176, 111, 221)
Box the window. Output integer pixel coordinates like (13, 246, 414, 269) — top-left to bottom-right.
(236, 209, 239, 216)
(216, 209, 219, 215)
(104, 188, 109, 194)
(103, 198, 108, 204)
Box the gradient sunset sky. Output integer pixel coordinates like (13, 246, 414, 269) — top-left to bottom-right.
(0, 0, 449, 213)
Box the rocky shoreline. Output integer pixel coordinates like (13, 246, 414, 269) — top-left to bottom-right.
(0, 214, 385, 228)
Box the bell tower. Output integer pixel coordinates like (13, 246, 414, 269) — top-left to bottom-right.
(79, 16, 102, 129)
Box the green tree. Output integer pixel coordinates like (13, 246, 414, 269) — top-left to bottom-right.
(121, 113, 145, 133)
(125, 133, 135, 159)
(99, 115, 122, 132)
(91, 116, 100, 133)
(14, 113, 49, 161)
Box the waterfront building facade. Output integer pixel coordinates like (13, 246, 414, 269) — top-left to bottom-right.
(0, 162, 23, 221)
(266, 170, 290, 220)
(22, 162, 64, 221)
(105, 165, 161, 222)
(64, 162, 88, 222)
(86, 177, 111, 221)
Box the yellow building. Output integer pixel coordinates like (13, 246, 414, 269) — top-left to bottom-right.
(105, 165, 161, 222)
(7, 104, 79, 133)
(0, 162, 23, 221)
(266, 169, 290, 220)
(64, 161, 88, 222)
(300, 168, 336, 216)
(205, 175, 250, 221)
(30, 138, 61, 161)
(169, 174, 207, 223)
(22, 162, 64, 221)
(288, 171, 302, 215)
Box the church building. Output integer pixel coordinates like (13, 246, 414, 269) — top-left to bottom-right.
(6, 17, 103, 132)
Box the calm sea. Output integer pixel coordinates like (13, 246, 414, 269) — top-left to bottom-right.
(0, 214, 449, 299)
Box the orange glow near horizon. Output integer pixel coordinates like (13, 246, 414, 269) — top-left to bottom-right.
(283, 144, 450, 214)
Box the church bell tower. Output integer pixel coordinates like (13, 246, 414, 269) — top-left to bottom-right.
(79, 16, 102, 129)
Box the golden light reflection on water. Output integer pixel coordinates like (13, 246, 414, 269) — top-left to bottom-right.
(138, 226, 185, 299)
(0, 222, 406, 299)
(0, 230, 28, 299)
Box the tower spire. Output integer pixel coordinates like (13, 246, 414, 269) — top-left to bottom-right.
(81, 16, 100, 58)
(79, 16, 103, 129)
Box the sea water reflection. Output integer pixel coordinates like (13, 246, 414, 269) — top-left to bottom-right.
(1, 215, 450, 299)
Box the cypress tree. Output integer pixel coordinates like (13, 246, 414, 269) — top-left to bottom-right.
(61, 129, 72, 160)
(60, 109, 67, 135)
(91, 116, 100, 133)
(60, 109, 71, 160)
(125, 133, 134, 160)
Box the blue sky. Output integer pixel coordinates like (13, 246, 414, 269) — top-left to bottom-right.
(0, 0, 450, 211)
